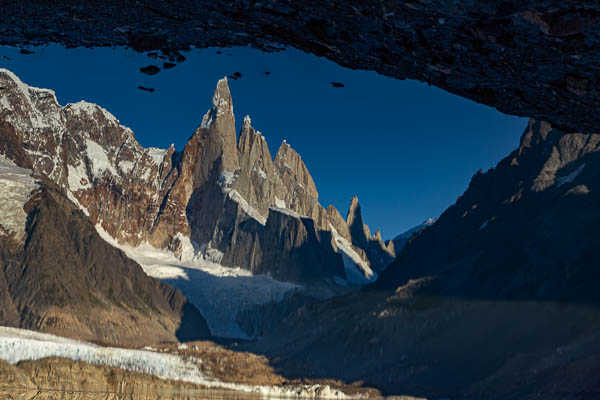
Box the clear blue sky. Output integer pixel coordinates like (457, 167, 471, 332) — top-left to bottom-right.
(0, 45, 527, 238)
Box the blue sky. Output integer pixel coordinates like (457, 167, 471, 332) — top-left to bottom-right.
(0, 45, 527, 238)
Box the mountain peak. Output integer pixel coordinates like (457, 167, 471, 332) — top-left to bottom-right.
(346, 196, 361, 225)
(242, 115, 252, 130)
(274, 140, 319, 200)
(212, 77, 232, 110)
(200, 77, 234, 129)
(346, 196, 369, 246)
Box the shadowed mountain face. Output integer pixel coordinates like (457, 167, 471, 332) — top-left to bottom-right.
(379, 119, 600, 302)
(248, 120, 600, 399)
(0, 68, 393, 289)
(0, 175, 211, 346)
(1, 1, 599, 133)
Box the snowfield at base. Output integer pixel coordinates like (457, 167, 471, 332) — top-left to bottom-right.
(95, 225, 298, 339)
(0, 327, 349, 398)
(0, 155, 39, 238)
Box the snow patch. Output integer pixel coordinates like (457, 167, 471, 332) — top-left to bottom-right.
(329, 224, 376, 285)
(0, 93, 12, 110)
(204, 243, 225, 264)
(557, 163, 585, 187)
(254, 167, 267, 179)
(118, 160, 135, 174)
(67, 163, 91, 191)
(270, 206, 300, 219)
(228, 189, 267, 225)
(66, 101, 120, 125)
(86, 139, 117, 178)
(275, 196, 286, 208)
(147, 147, 167, 165)
(176, 232, 202, 263)
(0, 155, 39, 238)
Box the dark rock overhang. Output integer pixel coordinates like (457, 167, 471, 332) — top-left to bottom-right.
(1, 0, 599, 133)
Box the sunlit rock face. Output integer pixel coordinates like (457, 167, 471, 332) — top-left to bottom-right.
(2, 1, 600, 133)
(0, 69, 394, 286)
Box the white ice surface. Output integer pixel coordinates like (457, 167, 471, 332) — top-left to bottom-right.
(86, 139, 117, 178)
(95, 225, 298, 339)
(0, 326, 348, 398)
(147, 147, 167, 165)
(0, 155, 39, 238)
(118, 160, 135, 174)
(270, 206, 301, 219)
(275, 196, 286, 208)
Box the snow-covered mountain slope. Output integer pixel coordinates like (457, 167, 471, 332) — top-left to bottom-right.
(0, 326, 349, 398)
